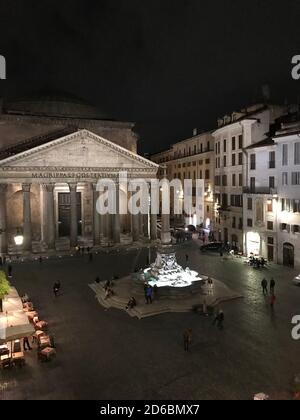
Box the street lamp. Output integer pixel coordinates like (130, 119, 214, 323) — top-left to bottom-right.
(14, 228, 24, 246)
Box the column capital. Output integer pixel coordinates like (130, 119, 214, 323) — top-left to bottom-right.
(22, 183, 31, 193)
(0, 184, 8, 193)
(41, 183, 55, 192)
(68, 182, 77, 192)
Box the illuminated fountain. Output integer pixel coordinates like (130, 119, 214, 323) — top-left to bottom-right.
(143, 173, 203, 289)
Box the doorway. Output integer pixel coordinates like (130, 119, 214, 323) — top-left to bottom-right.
(283, 243, 294, 267)
(58, 192, 82, 238)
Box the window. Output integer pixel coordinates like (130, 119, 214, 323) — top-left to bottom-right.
(207, 141, 210, 151)
(282, 172, 288, 186)
(222, 175, 227, 186)
(238, 135, 243, 149)
(239, 218, 243, 230)
(223, 139, 227, 153)
(295, 142, 300, 165)
(269, 177, 275, 189)
(292, 172, 300, 185)
(269, 151, 276, 169)
(232, 174, 236, 186)
(199, 170, 203, 179)
(193, 161, 196, 166)
(267, 221, 274, 231)
(205, 158, 210, 164)
(282, 144, 288, 166)
(232, 217, 236, 229)
(215, 175, 220, 186)
(232, 154, 236, 166)
(238, 153, 243, 165)
(194, 145, 197, 154)
(250, 177, 256, 191)
(199, 160, 203, 165)
(267, 200, 273, 213)
(250, 154, 256, 170)
(222, 194, 228, 207)
(232, 137, 236, 151)
(247, 219, 253, 227)
(224, 156, 227, 167)
(268, 237, 274, 245)
(247, 197, 253, 210)
(239, 174, 243, 187)
(281, 223, 290, 232)
(205, 170, 210, 180)
(293, 225, 300, 234)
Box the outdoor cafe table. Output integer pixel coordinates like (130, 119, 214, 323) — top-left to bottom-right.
(0, 351, 25, 367)
(40, 347, 56, 361)
(39, 335, 51, 349)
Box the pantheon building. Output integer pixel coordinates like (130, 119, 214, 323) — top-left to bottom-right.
(0, 94, 158, 256)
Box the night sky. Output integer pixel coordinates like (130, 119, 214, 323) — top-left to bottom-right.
(0, 0, 300, 154)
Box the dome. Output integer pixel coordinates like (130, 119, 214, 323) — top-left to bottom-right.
(4, 92, 111, 120)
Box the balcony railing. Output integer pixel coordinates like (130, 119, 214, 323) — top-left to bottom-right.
(243, 187, 277, 195)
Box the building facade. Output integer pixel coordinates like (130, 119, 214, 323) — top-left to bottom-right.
(0, 95, 159, 255)
(151, 130, 215, 231)
(274, 120, 300, 268)
(212, 104, 285, 252)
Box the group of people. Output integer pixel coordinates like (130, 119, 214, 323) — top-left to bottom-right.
(249, 256, 267, 269)
(261, 277, 276, 309)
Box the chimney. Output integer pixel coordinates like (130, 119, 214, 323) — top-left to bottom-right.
(193, 128, 198, 136)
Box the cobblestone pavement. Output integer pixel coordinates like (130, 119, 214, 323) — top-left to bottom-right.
(1, 240, 300, 400)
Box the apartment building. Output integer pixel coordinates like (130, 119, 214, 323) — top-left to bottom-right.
(243, 138, 278, 261)
(212, 104, 285, 252)
(274, 120, 300, 268)
(151, 130, 215, 231)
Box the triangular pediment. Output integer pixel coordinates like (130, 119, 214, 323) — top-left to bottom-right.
(0, 130, 158, 171)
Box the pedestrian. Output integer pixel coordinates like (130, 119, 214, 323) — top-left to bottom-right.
(270, 294, 276, 310)
(53, 281, 60, 297)
(261, 278, 268, 295)
(23, 336, 32, 351)
(183, 328, 192, 352)
(146, 285, 153, 304)
(7, 264, 12, 278)
(213, 309, 224, 330)
(202, 299, 209, 316)
(270, 278, 275, 294)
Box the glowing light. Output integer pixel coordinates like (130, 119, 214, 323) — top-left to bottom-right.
(14, 234, 24, 246)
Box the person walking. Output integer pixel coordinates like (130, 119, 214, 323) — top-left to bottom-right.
(213, 309, 225, 330)
(146, 285, 153, 304)
(23, 336, 32, 351)
(7, 264, 12, 278)
(270, 278, 276, 294)
(53, 281, 60, 297)
(183, 329, 192, 352)
(270, 294, 276, 310)
(261, 278, 268, 295)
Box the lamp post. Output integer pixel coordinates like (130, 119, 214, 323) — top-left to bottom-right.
(14, 228, 24, 247)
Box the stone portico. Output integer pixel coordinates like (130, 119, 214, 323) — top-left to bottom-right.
(0, 129, 159, 255)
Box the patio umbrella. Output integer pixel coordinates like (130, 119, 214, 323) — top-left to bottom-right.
(0, 310, 35, 345)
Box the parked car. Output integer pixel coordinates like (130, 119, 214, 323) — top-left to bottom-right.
(200, 242, 223, 252)
(292, 274, 300, 286)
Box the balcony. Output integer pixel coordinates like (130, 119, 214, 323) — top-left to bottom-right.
(243, 187, 277, 195)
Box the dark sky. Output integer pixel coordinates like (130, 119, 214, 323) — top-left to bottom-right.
(0, 0, 300, 154)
